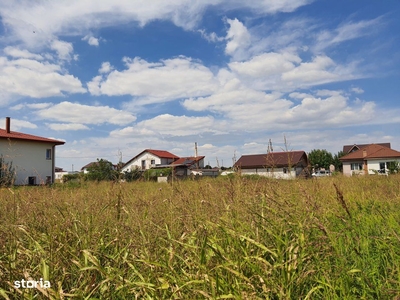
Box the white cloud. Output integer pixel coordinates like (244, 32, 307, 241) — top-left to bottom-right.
(0, 0, 312, 49)
(314, 18, 382, 53)
(88, 56, 218, 105)
(7, 119, 38, 131)
(225, 18, 251, 60)
(50, 40, 74, 61)
(0, 56, 86, 105)
(99, 62, 113, 74)
(47, 123, 90, 131)
(35, 101, 137, 125)
(82, 35, 100, 46)
(351, 87, 364, 94)
(3, 46, 43, 60)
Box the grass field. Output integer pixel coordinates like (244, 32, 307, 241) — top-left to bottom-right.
(1, 175, 400, 299)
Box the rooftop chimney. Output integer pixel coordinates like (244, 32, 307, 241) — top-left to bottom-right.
(362, 149, 367, 158)
(6, 117, 10, 133)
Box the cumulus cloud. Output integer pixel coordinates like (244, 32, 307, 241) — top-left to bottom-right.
(47, 123, 90, 131)
(35, 101, 136, 125)
(87, 56, 218, 105)
(0, 56, 86, 105)
(3, 46, 44, 60)
(7, 119, 38, 131)
(225, 18, 251, 60)
(50, 40, 75, 61)
(82, 35, 100, 46)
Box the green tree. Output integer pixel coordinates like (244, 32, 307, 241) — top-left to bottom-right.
(308, 149, 334, 170)
(332, 151, 345, 172)
(86, 159, 118, 181)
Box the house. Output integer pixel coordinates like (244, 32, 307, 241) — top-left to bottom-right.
(340, 144, 400, 176)
(121, 149, 179, 172)
(0, 117, 65, 185)
(234, 150, 309, 179)
(54, 167, 68, 182)
(343, 143, 391, 154)
(81, 160, 116, 174)
(170, 156, 205, 175)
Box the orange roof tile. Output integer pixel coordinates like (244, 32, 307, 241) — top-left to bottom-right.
(340, 144, 400, 161)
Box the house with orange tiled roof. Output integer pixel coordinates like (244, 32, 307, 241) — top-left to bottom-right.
(121, 149, 179, 172)
(340, 144, 400, 176)
(0, 117, 65, 185)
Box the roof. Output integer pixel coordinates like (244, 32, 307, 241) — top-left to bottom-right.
(0, 128, 65, 145)
(123, 149, 179, 168)
(343, 143, 390, 154)
(81, 162, 98, 170)
(340, 144, 400, 161)
(234, 151, 308, 169)
(170, 156, 205, 166)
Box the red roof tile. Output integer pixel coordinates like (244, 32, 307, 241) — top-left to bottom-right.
(0, 128, 65, 145)
(170, 156, 205, 166)
(146, 149, 179, 159)
(340, 144, 400, 161)
(234, 151, 308, 169)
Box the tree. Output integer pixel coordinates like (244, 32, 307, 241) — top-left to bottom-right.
(332, 151, 345, 172)
(308, 149, 333, 170)
(86, 159, 118, 181)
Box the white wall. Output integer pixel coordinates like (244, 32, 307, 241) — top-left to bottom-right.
(1, 139, 57, 185)
(367, 158, 400, 174)
(121, 152, 162, 172)
(240, 167, 296, 179)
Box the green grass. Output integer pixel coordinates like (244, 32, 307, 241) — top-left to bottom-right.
(1, 175, 400, 299)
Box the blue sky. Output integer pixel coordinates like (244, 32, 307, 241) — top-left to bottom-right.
(0, 0, 399, 170)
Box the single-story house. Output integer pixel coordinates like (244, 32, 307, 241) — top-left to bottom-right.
(234, 150, 309, 179)
(169, 156, 205, 175)
(0, 117, 65, 185)
(121, 149, 179, 172)
(340, 143, 400, 176)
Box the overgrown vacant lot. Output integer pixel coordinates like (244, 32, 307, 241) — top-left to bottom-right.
(1, 175, 400, 299)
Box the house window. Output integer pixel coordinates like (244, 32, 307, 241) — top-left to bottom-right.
(283, 167, 287, 174)
(28, 176, 36, 185)
(351, 163, 363, 171)
(151, 159, 155, 165)
(141, 160, 146, 170)
(46, 149, 52, 160)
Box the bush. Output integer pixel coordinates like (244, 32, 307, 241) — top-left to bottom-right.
(0, 155, 16, 187)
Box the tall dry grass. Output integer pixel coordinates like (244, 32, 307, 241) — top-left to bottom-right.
(0, 175, 400, 299)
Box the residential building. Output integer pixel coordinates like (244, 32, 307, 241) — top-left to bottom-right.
(340, 144, 400, 176)
(121, 149, 179, 172)
(0, 117, 65, 185)
(234, 150, 309, 179)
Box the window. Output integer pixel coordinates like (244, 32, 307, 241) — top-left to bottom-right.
(351, 163, 363, 171)
(151, 159, 155, 165)
(46, 176, 51, 184)
(46, 149, 52, 160)
(283, 167, 287, 174)
(28, 176, 36, 185)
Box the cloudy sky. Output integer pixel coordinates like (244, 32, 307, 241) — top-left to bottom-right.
(1, 0, 399, 170)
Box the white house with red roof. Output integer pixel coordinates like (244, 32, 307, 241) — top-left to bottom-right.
(0, 117, 65, 185)
(121, 149, 179, 172)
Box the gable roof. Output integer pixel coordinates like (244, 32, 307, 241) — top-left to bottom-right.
(343, 143, 390, 154)
(123, 149, 179, 168)
(170, 156, 205, 167)
(340, 144, 400, 161)
(0, 128, 65, 145)
(234, 151, 308, 169)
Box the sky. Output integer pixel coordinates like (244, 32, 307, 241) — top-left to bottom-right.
(0, 0, 399, 171)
